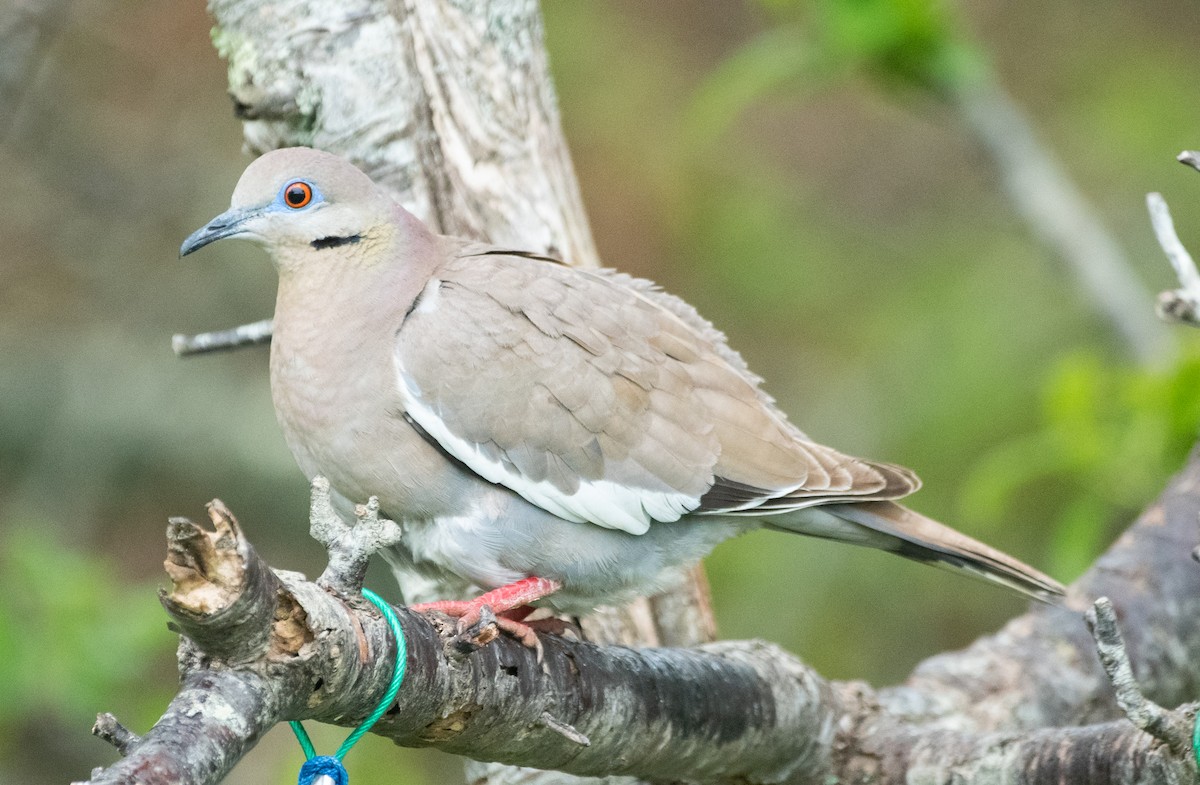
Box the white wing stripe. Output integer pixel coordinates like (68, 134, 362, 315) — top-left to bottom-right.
(396, 367, 696, 536)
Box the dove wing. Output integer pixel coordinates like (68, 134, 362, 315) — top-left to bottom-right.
(393, 250, 916, 535)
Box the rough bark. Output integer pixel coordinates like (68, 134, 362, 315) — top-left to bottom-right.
(207, 0, 595, 263)
(80, 455, 1200, 784)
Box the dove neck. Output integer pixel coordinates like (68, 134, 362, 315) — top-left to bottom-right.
(273, 207, 441, 327)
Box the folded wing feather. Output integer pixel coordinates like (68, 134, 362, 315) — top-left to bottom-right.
(393, 248, 919, 535)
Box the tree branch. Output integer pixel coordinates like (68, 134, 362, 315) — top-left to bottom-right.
(952, 78, 1175, 364)
(172, 319, 273, 358)
(81, 488, 839, 785)
(80, 452, 1200, 783)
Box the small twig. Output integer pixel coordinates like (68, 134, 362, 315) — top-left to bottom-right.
(308, 475, 349, 551)
(1178, 150, 1200, 172)
(537, 711, 591, 747)
(309, 476, 404, 594)
(1085, 597, 1190, 755)
(171, 319, 273, 357)
(1148, 192, 1200, 327)
(1148, 193, 1200, 293)
(92, 713, 141, 756)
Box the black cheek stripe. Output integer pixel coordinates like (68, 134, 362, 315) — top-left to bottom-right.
(311, 234, 363, 250)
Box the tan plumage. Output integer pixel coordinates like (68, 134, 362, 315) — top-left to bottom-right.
(181, 147, 1065, 617)
(397, 247, 919, 528)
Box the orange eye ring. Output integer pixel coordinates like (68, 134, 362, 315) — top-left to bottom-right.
(283, 181, 313, 209)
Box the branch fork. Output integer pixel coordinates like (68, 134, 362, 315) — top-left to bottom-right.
(83, 491, 844, 785)
(307, 475, 404, 594)
(81, 466, 1200, 785)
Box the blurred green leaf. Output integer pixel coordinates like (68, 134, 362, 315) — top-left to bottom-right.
(961, 349, 1200, 581)
(0, 528, 172, 724)
(810, 0, 977, 92)
(686, 27, 820, 147)
(690, 0, 985, 146)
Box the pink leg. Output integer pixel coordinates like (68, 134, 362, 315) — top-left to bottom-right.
(410, 576, 563, 649)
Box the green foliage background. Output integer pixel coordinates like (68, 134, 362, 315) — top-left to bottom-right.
(3, 1, 1200, 782)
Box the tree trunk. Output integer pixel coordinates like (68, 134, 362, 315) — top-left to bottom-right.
(206, 0, 717, 780)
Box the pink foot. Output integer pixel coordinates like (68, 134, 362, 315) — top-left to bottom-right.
(410, 576, 563, 653)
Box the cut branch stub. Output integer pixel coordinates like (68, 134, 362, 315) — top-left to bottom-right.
(92, 712, 142, 756)
(160, 500, 288, 662)
(162, 501, 245, 608)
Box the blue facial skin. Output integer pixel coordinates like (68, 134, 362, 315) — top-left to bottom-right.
(275, 180, 325, 212)
(180, 179, 326, 257)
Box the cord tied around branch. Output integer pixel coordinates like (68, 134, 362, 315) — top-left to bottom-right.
(290, 588, 407, 784)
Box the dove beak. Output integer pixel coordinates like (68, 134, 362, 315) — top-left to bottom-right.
(180, 206, 263, 257)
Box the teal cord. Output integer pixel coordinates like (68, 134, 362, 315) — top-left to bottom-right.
(290, 588, 408, 762)
(1193, 709, 1199, 772)
(291, 722, 317, 760)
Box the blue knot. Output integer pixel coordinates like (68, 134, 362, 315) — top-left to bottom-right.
(298, 755, 349, 785)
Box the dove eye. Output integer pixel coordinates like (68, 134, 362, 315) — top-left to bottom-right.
(283, 181, 313, 209)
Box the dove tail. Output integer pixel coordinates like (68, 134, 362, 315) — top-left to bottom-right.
(769, 500, 1065, 603)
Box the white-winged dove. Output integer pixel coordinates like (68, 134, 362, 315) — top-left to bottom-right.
(182, 148, 1063, 644)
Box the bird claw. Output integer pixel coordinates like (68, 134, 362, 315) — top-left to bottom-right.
(455, 605, 502, 651)
(410, 576, 563, 660)
(522, 615, 581, 640)
(493, 615, 546, 664)
(415, 602, 547, 662)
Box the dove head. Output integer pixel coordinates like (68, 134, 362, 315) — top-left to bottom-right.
(181, 147, 417, 269)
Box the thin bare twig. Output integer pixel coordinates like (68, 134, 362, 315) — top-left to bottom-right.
(92, 713, 141, 756)
(1148, 193, 1200, 291)
(1085, 597, 1191, 756)
(1177, 151, 1200, 172)
(171, 319, 273, 357)
(1148, 192, 1200, 327)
